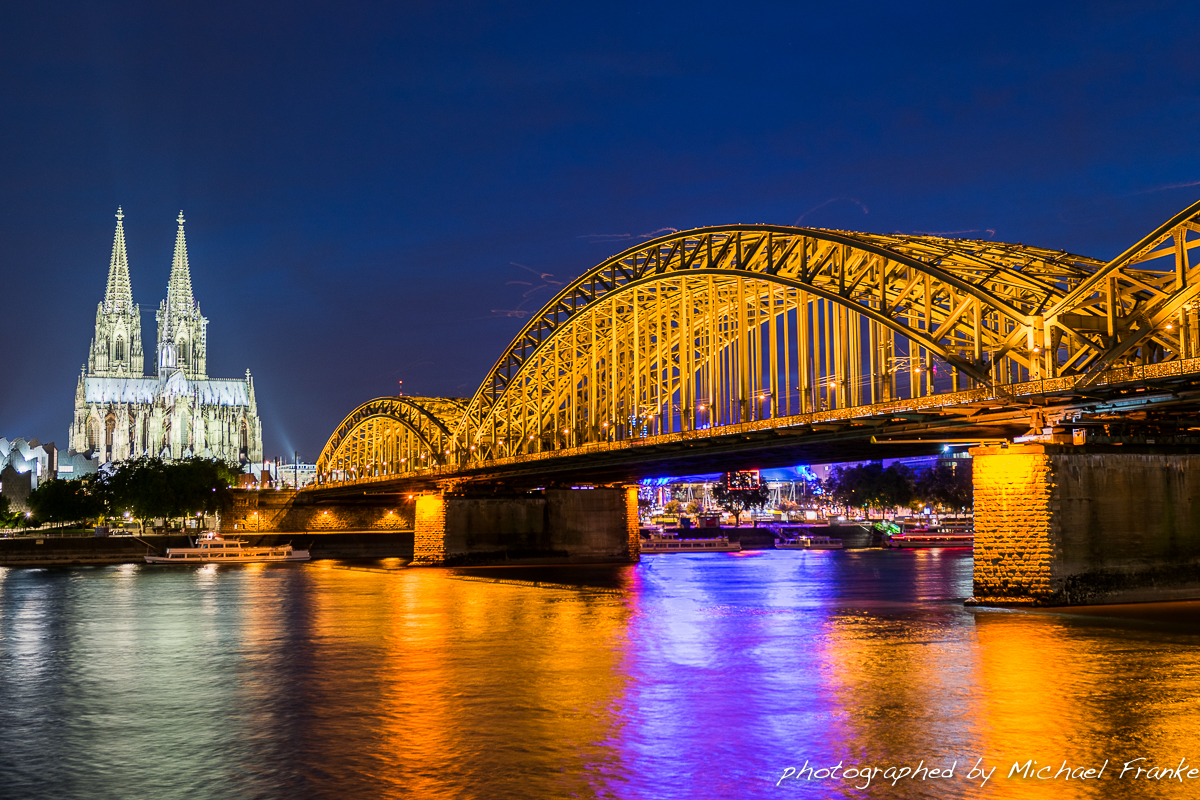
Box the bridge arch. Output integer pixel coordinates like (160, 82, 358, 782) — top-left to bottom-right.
(449, 224, 1112, 461)
(313, 199, 1200, 485)
(316, 396, 467, 485)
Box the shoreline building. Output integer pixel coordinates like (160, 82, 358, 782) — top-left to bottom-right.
(69, 209, 263, 465)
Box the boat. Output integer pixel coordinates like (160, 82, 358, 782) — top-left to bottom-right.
(775, 535, 844, 550)
(144, 533, 311, 564)
(882, 527, 973, 549)
(640, 530, 741, 553)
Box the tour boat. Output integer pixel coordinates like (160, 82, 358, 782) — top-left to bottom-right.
(144, 534, 310, 564)
(640, 531, 741, 553)
(775, 535, 844, 550)
(882, 528, 974, 549)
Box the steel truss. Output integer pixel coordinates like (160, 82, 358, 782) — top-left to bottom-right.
(316, 396, 466, 482)
(316, 198, 1200, 487)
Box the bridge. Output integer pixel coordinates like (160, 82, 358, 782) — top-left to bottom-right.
(263, 198, 1200, 604)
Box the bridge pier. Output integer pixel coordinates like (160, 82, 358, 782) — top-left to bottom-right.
(412, 485, 641, 566)
(969, 443, 1200, 606)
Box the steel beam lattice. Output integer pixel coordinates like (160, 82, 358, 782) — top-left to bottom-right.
(316, 198, 1200, 487)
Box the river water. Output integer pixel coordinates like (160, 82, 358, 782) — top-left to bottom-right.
(1, 549, 1198, 799)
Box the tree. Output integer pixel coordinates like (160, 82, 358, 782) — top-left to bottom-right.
(685, 500, 701, 515)
(0, 495, 21, 528)
(99, 457, 239, 529)
(664, 499, 683, 515)
(914, 461, 973, 511)
(823, 462, 914, 516)
(26, 476, 105, 527)
(711, 472, 770, 526)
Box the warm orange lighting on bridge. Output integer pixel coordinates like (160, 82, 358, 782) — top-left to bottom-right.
(316, 200, 1200, 491)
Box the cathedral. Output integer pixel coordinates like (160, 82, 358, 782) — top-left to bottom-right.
(69, 209, 263, 465)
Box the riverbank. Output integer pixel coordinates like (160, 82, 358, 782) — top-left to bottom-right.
(0, 530, 415, 566)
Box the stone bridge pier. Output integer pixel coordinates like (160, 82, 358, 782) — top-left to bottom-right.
(970, 443, 1200, 606)
(414, 485, 641, 566)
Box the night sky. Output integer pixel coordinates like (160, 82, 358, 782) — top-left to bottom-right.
(3, 1, 1199, 462)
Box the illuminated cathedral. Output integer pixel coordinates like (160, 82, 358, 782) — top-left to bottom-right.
(69, 209, 263, 464)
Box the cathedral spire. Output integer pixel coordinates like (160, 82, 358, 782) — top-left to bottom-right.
(103, 207, 133, 313)
(167, 210, 195, 314)
(156, 210, 207, 379)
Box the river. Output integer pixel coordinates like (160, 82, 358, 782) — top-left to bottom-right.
(1, 549, 1198, 799)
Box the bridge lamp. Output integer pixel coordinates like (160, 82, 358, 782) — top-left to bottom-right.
(469, 445, 475, 451)
(1166, 322, 1175, 330)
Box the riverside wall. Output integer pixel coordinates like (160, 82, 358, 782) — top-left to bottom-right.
(223, 489, 414, 533)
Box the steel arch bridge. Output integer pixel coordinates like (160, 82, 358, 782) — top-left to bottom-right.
(316, 198, 1200, 488)
(317, 396, 467, 482)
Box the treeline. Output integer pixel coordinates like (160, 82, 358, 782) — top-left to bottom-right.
(24, 457, 241, 529)
(0, 495, 24, 528)
(823, 460, 972, 515)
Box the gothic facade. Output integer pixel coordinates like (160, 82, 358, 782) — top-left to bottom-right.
(70, 209, 263, 465)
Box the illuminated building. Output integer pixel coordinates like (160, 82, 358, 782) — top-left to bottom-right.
(68, 209, 263, 464)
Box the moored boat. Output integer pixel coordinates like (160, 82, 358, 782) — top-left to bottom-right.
(775, 535, 844, 550)
(640, 531, 741, 553)
(144, 534, 310, 564)
(882, 528, 974, 549)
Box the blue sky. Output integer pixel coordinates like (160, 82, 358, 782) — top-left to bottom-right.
(2, 1, 1199, 460)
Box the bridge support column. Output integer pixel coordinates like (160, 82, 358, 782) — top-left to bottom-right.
(413, 491, 448, 565)
(970, 443, 1200, 606)
(410, 486, 640, 567)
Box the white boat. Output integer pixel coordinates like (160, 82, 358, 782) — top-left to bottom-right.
(640, 531, 741, 553)
(144, 534, 310, 564)
(775, 535, 844, 550)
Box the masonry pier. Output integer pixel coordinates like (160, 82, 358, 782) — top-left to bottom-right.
(225, 484, 641, 567)
(414, 486, 641, 566)
(970, 443, 1200, 606)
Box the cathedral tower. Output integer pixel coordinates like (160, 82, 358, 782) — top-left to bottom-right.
(72, 208, 262, 465)
(87, 208, 144, 377)
(156, 211, 208, 379)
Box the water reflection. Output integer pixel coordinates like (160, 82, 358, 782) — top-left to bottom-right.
(0, 552, 1197, 799)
